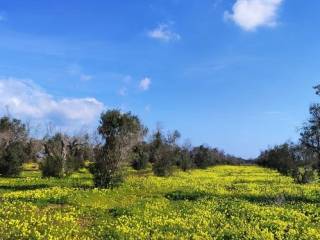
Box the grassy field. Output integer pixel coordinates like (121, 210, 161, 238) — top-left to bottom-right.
(0, 165, 319, 240)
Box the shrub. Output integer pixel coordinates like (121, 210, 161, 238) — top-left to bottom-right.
(178, 149, 193, 171)
(191, 145, 212, 169)
(0, 142, 25, 177)
(0, 117, 28, 177)
(152, 148, 174, 177)
(41, 155, 65, 178)
(131, 143, 149, 170)
(292, 167, 318, 184)
(149, 129, 181, 177)
(89, 147, 124, 188)
(256, 143, 297, 175)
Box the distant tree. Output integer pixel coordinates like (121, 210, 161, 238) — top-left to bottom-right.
(0, 116, 28, 177)
(256, 143, 297, 175)
(90, 110, 146, 188)
(151, 129, 181, 177)
(191, 145, 213, 169)
(178, 142, 193, 171)
(300, 85, 320, 170)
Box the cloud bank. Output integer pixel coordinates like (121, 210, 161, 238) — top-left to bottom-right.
(0, 78, 104, 131)
(225, 0, 283, 31)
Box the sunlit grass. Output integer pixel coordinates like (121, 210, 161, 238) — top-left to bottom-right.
(0, 165, 319, 239)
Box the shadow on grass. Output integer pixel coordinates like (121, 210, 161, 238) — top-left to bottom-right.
(234, 194, 320, 205)
(0, 184, 50, 191)
(165, 190, 212, 201)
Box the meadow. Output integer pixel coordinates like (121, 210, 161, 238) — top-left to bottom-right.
(0, 165, 319, 240)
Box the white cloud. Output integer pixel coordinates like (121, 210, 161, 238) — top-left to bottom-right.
(224, 0, 283, 31)
(148, 24, 181, 42)
(139, 77, 151, 91)
(0, 78, 104, 131)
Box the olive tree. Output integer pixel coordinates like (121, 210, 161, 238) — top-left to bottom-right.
(300, 89, 320, 170)
(41, 133, 92, 178)
(0, 117, 28, 177)
(90, 110, 145, 188)
(150, 129, 181, 177)
(191, 145, 213, 169)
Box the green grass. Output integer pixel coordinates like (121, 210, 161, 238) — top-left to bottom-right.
(0, 165, 319, 239)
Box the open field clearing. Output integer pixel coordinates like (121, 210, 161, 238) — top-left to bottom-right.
(0, 165, 319, 239)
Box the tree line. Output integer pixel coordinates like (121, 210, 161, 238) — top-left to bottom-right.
(256, 85, 320, 183)
(0, 110, 245, 188)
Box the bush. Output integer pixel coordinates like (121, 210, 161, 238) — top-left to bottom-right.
(191, 145, 212, 169)
(292, 167, 318, 184)
(152, 147, 174, 177)
(256, 143, 297, 175)
(0, 117, 28, 177)
(89, 146, 125, 188)
(41, 155, 65, 178)
(0, 142, 25, 177)
(89, 163, 124, 189)
(178, 149, 193, 171)
(131, 143, 149, 170)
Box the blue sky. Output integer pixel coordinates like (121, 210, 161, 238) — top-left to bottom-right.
(0, 0, 319, 158)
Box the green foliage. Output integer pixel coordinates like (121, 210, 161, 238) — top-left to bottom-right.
(300, 85, 320, 170)
(150, 129, 180, 177)
(130, 143, 149, 170)
(0, 117, 28, 177)
(89, 147, 124, 188)
(292, 167, 318, 184)
(257, 143, 297, 175)
(41, 155, 65, 178)
(191, 145, 213, 169)
(0, 142, 25, 177)
(152, 148, 174, 177)
(41, 133, 92, 178)
(90, 110, 145, 188)
(178, 148, 193, 171)
(41, 134, 70, 178)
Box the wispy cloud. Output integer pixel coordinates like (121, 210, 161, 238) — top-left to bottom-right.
(224, 0, 283, 31)
(0, 78, 104, 131)
(139, 77, 151, 91)
(148, 23, 181, 42)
